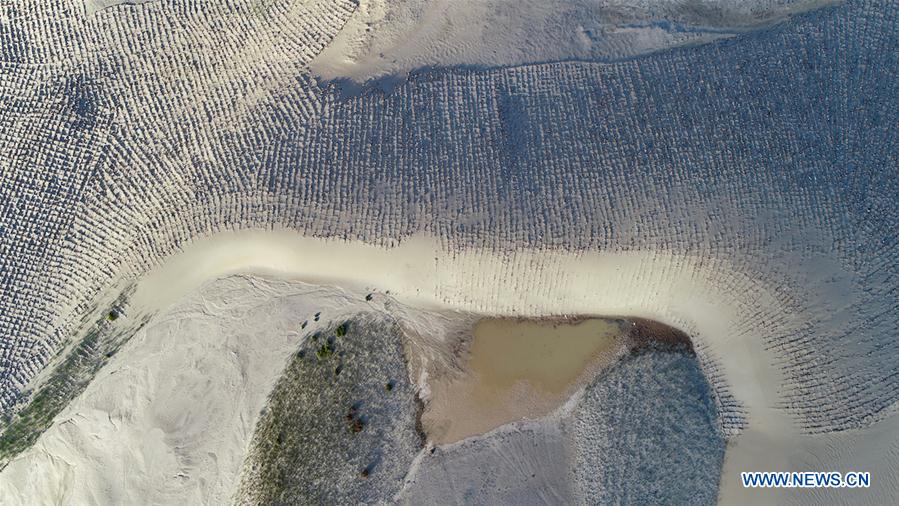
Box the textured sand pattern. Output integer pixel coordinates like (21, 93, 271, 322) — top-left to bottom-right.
(0, 2, 895, 503)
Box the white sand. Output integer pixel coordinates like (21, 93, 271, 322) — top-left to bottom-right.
(128, 230, 899, 504)
(310, 0, 836, 83)
(0, 275, 376, 504)
(130, 230, 786, 433)
(2, 229, 894, 504)
(83, 0, 155, 16)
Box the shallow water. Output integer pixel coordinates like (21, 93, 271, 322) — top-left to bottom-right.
(469, 318, 624, 396)
(424, 318, 625, 444)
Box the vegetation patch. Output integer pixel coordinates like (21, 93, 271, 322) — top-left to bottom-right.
(0, 295, 141, 468)
(316, 341, 335, 360)
(235, 315, 423, 505)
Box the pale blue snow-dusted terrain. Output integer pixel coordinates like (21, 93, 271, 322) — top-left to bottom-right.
(402, 346, 725, 505)
(0, 0, 895, 504)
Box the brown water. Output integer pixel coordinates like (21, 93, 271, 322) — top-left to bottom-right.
(423, 317, 625, 444)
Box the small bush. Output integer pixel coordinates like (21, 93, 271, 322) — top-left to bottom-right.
(316, 342, 335, 360)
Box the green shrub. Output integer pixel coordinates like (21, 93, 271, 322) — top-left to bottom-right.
(316, 342, 335, 360)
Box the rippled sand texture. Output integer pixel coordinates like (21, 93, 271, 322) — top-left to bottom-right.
(0, 1, 896, 503)
(1, 2, 894, 439)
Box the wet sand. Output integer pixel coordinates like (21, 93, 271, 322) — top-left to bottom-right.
(627, 318, 694, 353)
(422, 317, 627, 444)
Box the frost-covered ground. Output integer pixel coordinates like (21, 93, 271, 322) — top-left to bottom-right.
(572, 348, 726, 504)
(311, 0, 836, 83)
(0, 0, 896, 503)
(0, 275, 728, 505)
(0, 276, 360, 504)
(402, 346, 726, 505)
(234, 315, 424, 505)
